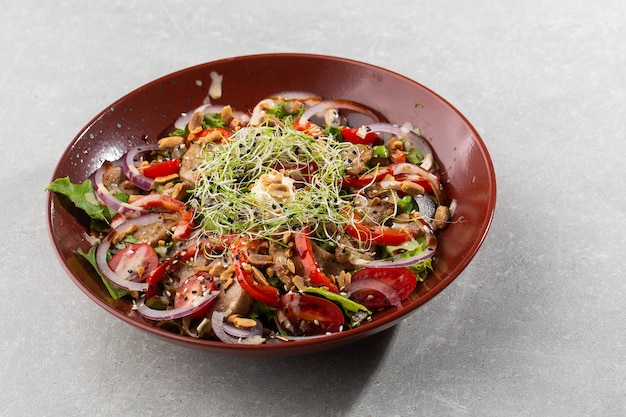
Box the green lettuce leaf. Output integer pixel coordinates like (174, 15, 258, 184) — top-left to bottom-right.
(46, 177, 116, 223)
(77, 246, 128, 300)
(385, 237, 434, 281)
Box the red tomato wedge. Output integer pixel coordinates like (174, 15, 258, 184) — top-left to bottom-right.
(174, 272, 216, 319)
(108, 243, 159, 283)
(349, 267, 417, 308)
(276, 293, 345, 336)
(294, 118, 323, 137)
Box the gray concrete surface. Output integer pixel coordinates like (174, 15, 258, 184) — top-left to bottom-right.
(1, 1, 624, 416)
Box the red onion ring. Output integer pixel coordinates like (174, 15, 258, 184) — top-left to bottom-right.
(297, 99, 386, 128)
(174, 104, 221, 130)
(391, 163, 444, 203)
(211, 311, 264, 344)
(122, 145, 159, 191)
(135, 291, 219, 321)
(347, 278, 402, 308)
(95, 213, 164, 292)
(92, 166, 148, 216)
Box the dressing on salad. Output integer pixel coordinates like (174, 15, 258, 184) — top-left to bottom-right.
(47, 91, 453, 344)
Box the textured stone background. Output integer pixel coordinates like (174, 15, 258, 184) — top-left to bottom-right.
(1, 1, 624, 416)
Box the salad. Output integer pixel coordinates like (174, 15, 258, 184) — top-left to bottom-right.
(47, 92, 452, 344)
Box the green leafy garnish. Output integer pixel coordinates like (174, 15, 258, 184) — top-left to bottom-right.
(191, 124, 356, 244)
(249, 301, 278, 324)
(408, 258, 433, 281)
(203, 112, 225, 129)
(304, 287, 371, 314)
(405, 146, 424, 165)
(77, 246, 128, 300)
(46, 177, 116, 223)
(385, 237, 433, 281)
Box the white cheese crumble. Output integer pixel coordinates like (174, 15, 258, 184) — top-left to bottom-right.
(250, 172, 295, 216)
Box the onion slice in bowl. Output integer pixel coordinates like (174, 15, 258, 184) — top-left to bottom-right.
(135, 291, 219, 321)
(122, 145, 159, 191)
(95, 213, 164, 292)
(391, 163, 444, 203)
(211, 311, 264, 344)
(364, 122, 433, 163)
(347, 278, 402, 308)
(296, 99, 386, 128)
(92, 165, 148, 216)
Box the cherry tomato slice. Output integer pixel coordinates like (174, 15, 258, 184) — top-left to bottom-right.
(140, 158, 181, 179)
(345, 222, 413, 246)
(350, 267, 417, 308)
(174, 272, 216, 318)
(108, 243, 158, 283)
(276, 293, 345, 336)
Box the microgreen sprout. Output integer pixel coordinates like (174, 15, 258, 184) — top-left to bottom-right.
(191, 124, 356, 244)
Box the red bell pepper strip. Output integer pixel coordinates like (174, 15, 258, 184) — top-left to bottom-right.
(232, 238, 280, 307)
(294, 227, 339, 293)
(345, 212, 413, 246)
(341, 127, 378, 145)
(392, 174, 433, 194)
(389, 148, 406, 164)
(144, 235, 236, 300)
(144, 241, 199, 299)
(140, 158, 181, 179)
(134, 194, 194, 240)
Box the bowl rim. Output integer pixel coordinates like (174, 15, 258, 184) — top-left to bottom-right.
(46, 52, 496, 356)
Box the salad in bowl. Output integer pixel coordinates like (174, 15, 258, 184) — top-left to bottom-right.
(47, 91, 453, 345)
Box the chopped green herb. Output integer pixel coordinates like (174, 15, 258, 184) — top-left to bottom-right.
(46, 177, 116, 223)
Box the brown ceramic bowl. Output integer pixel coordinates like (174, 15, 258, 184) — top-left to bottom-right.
(47, 53, 496, 357)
